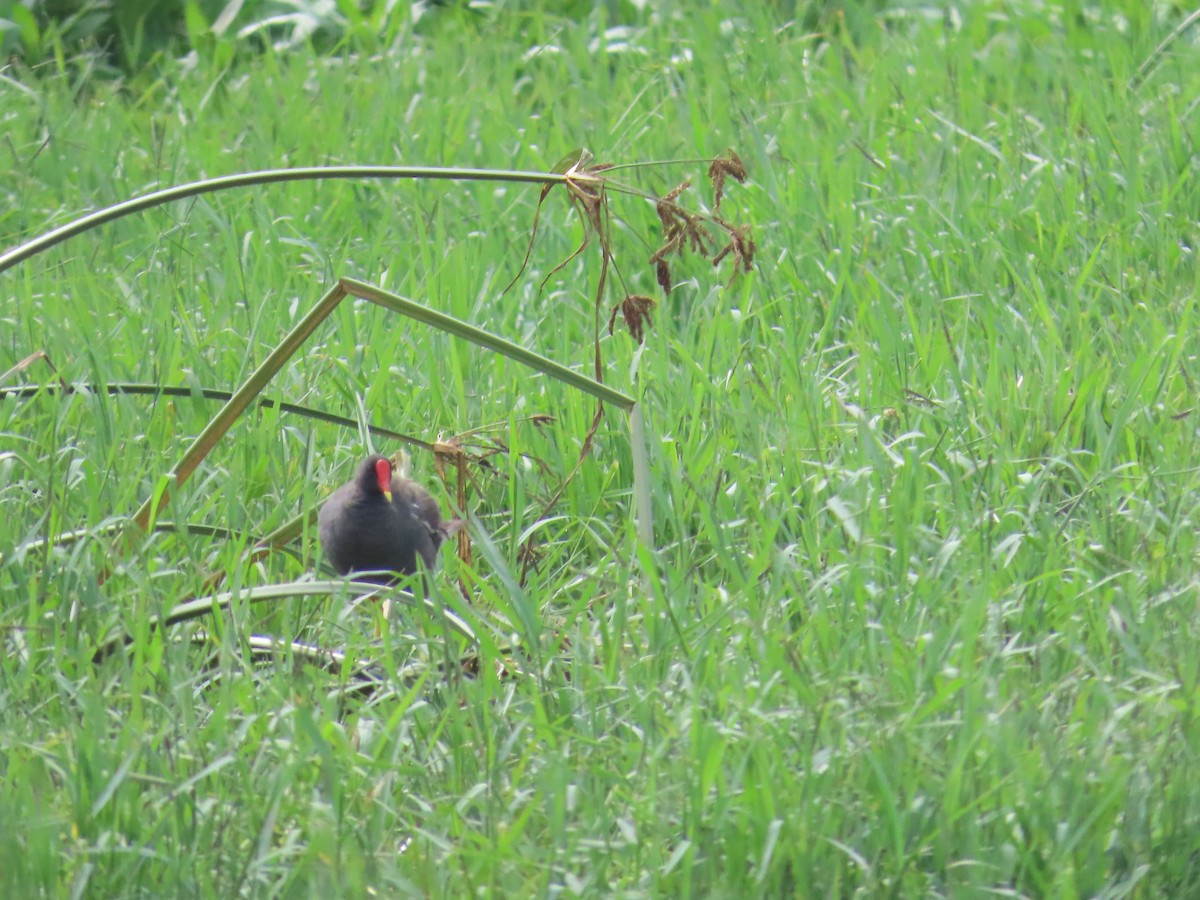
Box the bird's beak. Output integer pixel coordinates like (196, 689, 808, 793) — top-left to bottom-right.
(374, 457, 394, 501)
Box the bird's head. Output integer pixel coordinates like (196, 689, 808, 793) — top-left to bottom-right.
(359, 454, 394, 501)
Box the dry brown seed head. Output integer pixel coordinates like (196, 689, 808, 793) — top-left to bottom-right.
(708, 150, 748, 210)
(655, 258, 672, 294)
(713, 218, 757, 279)
(608, 294, 656, 344)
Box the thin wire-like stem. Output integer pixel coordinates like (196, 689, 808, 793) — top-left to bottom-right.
(0, 520, 274, 564)
(0, 382, 435, 450)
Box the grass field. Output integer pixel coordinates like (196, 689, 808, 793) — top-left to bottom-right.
(3, 2, 1200, 896)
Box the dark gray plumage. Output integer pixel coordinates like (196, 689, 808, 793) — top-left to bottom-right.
(318, 454, 460, 584)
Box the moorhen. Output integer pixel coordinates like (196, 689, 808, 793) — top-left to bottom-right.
(318, 454, 461, 585)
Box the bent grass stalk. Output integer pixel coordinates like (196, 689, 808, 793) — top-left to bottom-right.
(92, 578, 480, 659)
(122, 276, 644, 548)
(0, 165, 600, 276)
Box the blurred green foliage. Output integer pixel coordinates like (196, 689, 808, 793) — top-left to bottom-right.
(0, 1, 1191, 81)
(0, 0, 420, 74)
(0, 0, 876, 78)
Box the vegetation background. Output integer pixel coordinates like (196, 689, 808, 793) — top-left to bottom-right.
(2, 0, 1200, 895)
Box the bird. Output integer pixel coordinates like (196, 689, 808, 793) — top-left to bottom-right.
(317, 454, 462, 586)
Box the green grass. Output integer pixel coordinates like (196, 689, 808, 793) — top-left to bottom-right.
(3, 1, 1200, 896)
